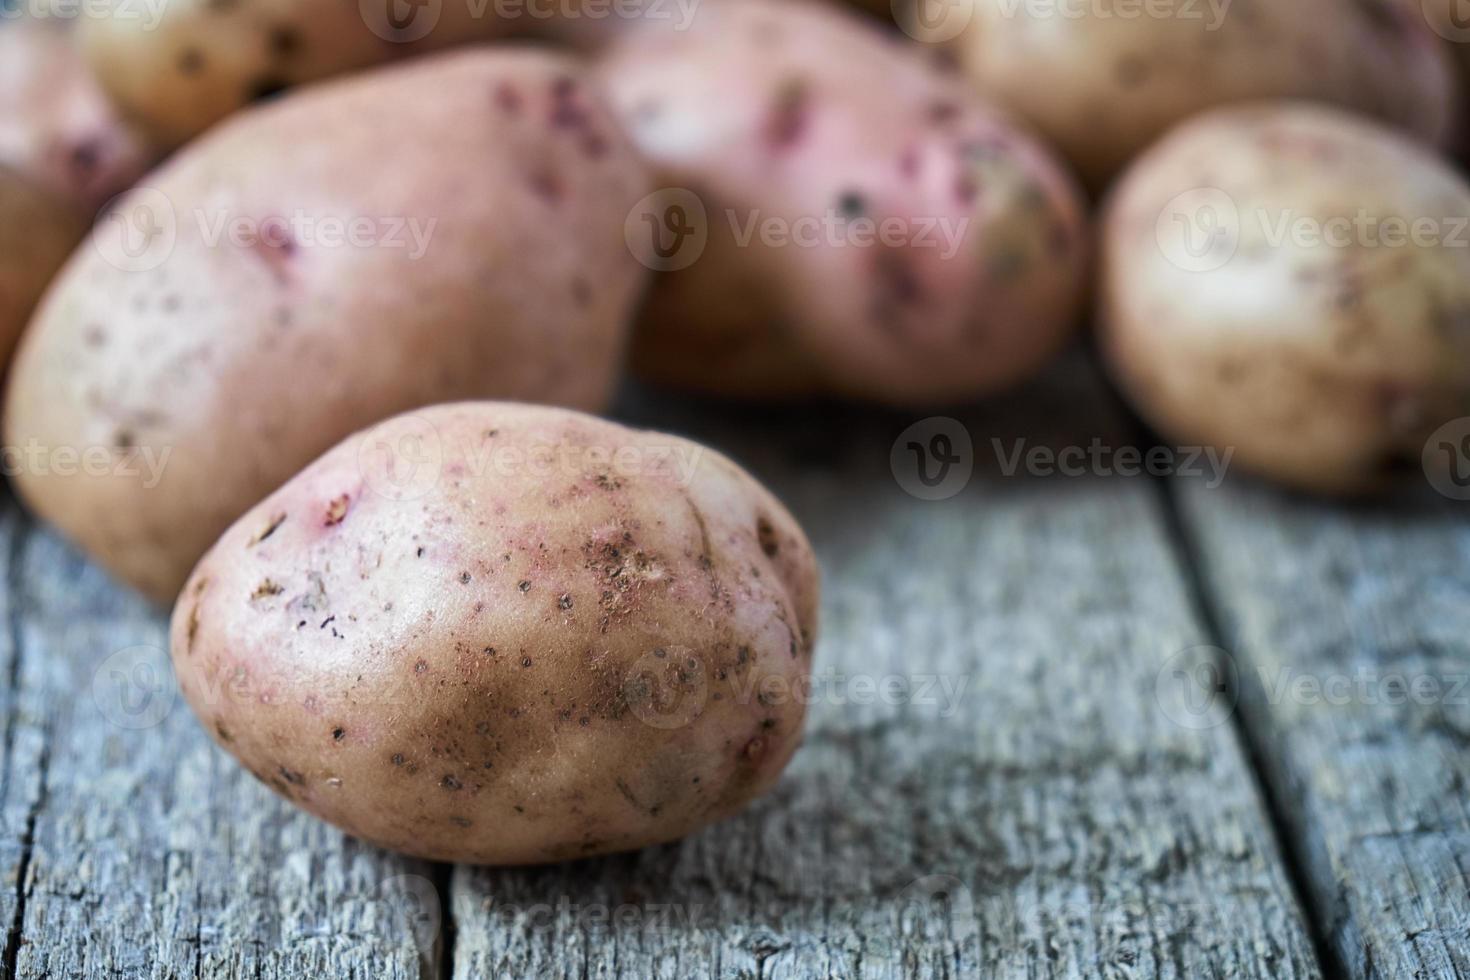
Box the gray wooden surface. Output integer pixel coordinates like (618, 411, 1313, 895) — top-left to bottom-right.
(0, 354, 1462, 977)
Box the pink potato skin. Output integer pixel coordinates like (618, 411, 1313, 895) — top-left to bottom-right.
(5, 50, 650, 605)
(0, 16, 152, 211)
(169, 403, 819, 865)
(597, 0, 1089, 406)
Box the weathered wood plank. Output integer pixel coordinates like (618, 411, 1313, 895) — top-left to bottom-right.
(449, 361, 1323, 979)
(1177, 476, 1470, 979)
(0, 501, 441, 980)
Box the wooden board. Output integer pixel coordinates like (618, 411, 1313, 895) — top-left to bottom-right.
(1176, 477, 1470, 979)
(448, 364, 1320, 978)
(0, 513, 440, 979)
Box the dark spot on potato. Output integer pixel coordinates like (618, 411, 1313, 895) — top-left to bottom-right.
(483, 646, 496, 656)
(112, 429, 135, 450)
(518, 580, 532, 593)
(899, 144, 921, 180)
(837, 191, 866, 219)
(571, 277, 593, 308)
(494, 81, 522, 114)
(391, 753, 406, 766)
(185, 604, 201, 653)
(558, 593, 573, 610)
(521, 656, 533, 668)
(441, 774, 462, 791)
(249, 512, 287, 546)
(178, 48, 205, 75)
(215, 721, 233, 743)
(324, 494, 350, 526)
(927, 101, 960, 125)
(332, 727, 345, 741)
(450, 816, 472, 828)
(247, 76, 290, 104)
(416, 546, 426, 558)
(268, 25, 301, 58)
(251, 579, 283, 600)
(278, 766, 305, 786)
(528, 169, 565, 205)
(756, 516, 780, 558)
(955, 172, 979, 206)
(1114, 55, 1150, 87)
(742, 737, 766, 761)
(765, 77, 811, 151)
(582, 132, 609, 159)
(68, 139, 101, 179)
(414, 660, 428, 674)
(459, 571, 471, 584)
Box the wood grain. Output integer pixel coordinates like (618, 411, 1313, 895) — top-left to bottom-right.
(0, 508, 440, 979)
(448, 365, 1321, 978)
(1177, 477, 1470, 979)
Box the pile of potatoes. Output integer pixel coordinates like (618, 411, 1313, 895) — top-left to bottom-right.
(1, 0, 1468, 862)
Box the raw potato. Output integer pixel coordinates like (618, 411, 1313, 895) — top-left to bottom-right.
(5, 50, 650, 604)
(170, 402, 819, 865)
(0, 16, 152, 210)
(78, 0, 519, 146)
(598, 0, 1088, 405)
(921, 0, 1458, 190)
(0, 18, 151, 376)
(1099, 103, 1470, 494)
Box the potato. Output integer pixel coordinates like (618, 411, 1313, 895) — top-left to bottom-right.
(169, 401, 819, 864)
(5, 50, 650, 604)
(0, 18, 152, 377)
(598, 0, 1088, 405)
(1099, 103, 1470, 494)
(917, 0, 1458, 190)
(0, 16, 152, 209)
(77, 0, 520, 146)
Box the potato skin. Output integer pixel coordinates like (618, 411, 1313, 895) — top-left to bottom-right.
(0, 16, 152, 210)
(1099, 103, 1470, 494)
(598, 0, 1088, 406)
(930, 0, 1457, 190)
(77, 0, 522, 147)
(5, 50, 649, 604)
(169, 402, 819, 865)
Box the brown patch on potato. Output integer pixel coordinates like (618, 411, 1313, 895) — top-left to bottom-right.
(756, 516, 780, 558)
(324, 495, 350, 526)
(251, 579, 284, 600)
